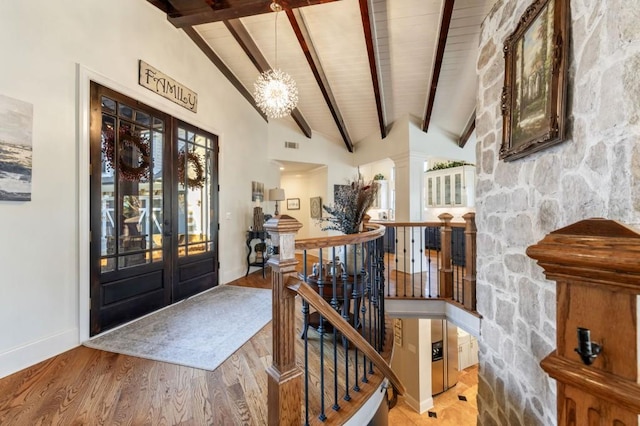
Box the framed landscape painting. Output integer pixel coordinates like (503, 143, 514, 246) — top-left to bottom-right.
(0, 94, 33, 201)
(500, 0, 569, 161)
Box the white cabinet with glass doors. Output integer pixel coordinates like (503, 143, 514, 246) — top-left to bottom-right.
(424, 165, 475, 208)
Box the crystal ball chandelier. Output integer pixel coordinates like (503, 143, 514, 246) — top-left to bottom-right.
(254, 69, 298, 119)
(253, 1, 299, 119)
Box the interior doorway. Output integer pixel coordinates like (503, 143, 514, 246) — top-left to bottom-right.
(89, 82, 219, 336)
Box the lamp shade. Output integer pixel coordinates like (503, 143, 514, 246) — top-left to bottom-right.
(268, 188, 285, 201)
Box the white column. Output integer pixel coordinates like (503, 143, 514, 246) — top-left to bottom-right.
(391, 152, 431, 273)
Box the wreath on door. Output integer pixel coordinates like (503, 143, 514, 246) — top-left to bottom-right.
(102, 127, 151, 181)
(178, 149, 206, 189)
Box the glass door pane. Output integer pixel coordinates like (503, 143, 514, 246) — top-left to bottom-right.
(444, 175, 451, 205)
(99, 96, 165, 272)
(176, 125, 216, 258)
(454, 173, 462, 205)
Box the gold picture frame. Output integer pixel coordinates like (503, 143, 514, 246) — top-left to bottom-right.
(500, 0, 569, 161)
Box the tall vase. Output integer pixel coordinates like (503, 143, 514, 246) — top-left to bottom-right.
(339, 242, 367, 276)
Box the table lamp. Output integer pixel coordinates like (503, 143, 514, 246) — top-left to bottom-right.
(269, 188, 285, 216)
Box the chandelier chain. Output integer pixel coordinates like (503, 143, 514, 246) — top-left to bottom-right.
(274, 6, 279, 69)
(253, 0, 298, 119)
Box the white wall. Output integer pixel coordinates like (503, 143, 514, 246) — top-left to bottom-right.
(0, 0, 279, 378)
(267, 118, 353, 168)
(408, 120, 476, 163)
(353, 115, 411, 166)
(354, 115, 477, 168)
(280, 167, 329, 240)
(268, 118, 359, 239)
(390, 318, 433, 413)
(360, 158, 395, 219)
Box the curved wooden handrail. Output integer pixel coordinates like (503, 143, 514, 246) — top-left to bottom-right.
(287, 277, 406, 396)
(370, 220, 466, 228)
(294, 222, 386, 251)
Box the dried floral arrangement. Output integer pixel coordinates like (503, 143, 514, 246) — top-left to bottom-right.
(319, 175, 379, 234)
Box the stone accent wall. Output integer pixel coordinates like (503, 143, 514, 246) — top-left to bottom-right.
(475, 1, 640, 425)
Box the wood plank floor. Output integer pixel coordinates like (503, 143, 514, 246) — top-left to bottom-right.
(0, 265, 393, 425)
(0, 255, 478, 425)
(388, 365, 479, 425)
(0, 272, 275, 425)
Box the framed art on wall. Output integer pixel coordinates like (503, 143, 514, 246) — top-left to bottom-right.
(0, 94, 33, 201)
(310, 196, 322, 219)
(500, 0, 569, 161)
(251, 181, 264, 202)
(286, 198, 300, 210)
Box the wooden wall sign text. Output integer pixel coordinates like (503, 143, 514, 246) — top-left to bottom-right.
(138, 60, 197, 112)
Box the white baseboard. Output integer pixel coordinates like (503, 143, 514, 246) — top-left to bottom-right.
(404, 393, 420, 411)
(420, 396, 434, 413)
(0, 328, 78, 379)
(404, 393, 434, 414)
(220, 266, 248, 285)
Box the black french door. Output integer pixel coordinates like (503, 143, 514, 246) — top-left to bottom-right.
(89, 82, 218, 336)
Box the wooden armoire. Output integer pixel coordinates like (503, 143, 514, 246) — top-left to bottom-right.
(528, 219, 640, 425)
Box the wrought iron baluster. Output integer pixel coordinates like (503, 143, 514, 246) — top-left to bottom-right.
(341, 244, 351, 402)
(330, 246, 340, 412)
(352, 244, 360, 393)
(316, 248, 327, 422)
(411, 227, 416, 297)
(302, 250, 310, 426)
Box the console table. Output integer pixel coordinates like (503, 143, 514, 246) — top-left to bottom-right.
(299, 272, 366, 340)
(246, 230, 269, 278)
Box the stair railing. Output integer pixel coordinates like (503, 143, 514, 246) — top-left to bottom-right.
(265, 215, 401, 425)
(264, 211, 476, 424)
(377, 212, 477, 311)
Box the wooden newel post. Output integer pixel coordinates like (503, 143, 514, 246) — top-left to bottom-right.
(264, 215, 303, 426)
(527, 219, 640, 425)
(462, 212, 477, 311)
(438, 213, 453, 299)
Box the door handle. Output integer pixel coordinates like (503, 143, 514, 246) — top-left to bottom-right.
(163, 220, 172, 237)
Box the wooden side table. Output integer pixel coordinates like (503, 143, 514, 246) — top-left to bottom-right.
(246, 230, 269, 278)
(299, 272, 366, 339)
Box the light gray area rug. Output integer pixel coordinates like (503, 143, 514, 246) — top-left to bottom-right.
(84, 285, 271, 371)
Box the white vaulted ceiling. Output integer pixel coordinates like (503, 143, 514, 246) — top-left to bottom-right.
(147, 0, 496, 151)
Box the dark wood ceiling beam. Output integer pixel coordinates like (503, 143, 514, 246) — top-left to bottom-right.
(182, 26, 268, 121)
(224, 19, 312, 138)
(146, 0, 175, 13)
(359, 0, 386, 139)
(422, 0, 455, 133)
(458, 109, 475, 148)
(287, 9, 353, 152)
(224, 19, 270, 70)
(162, 0, 339, 28)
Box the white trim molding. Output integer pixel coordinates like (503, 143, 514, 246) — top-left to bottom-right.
(0, 328, 77, 379)
(385, 299, 481, 337)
